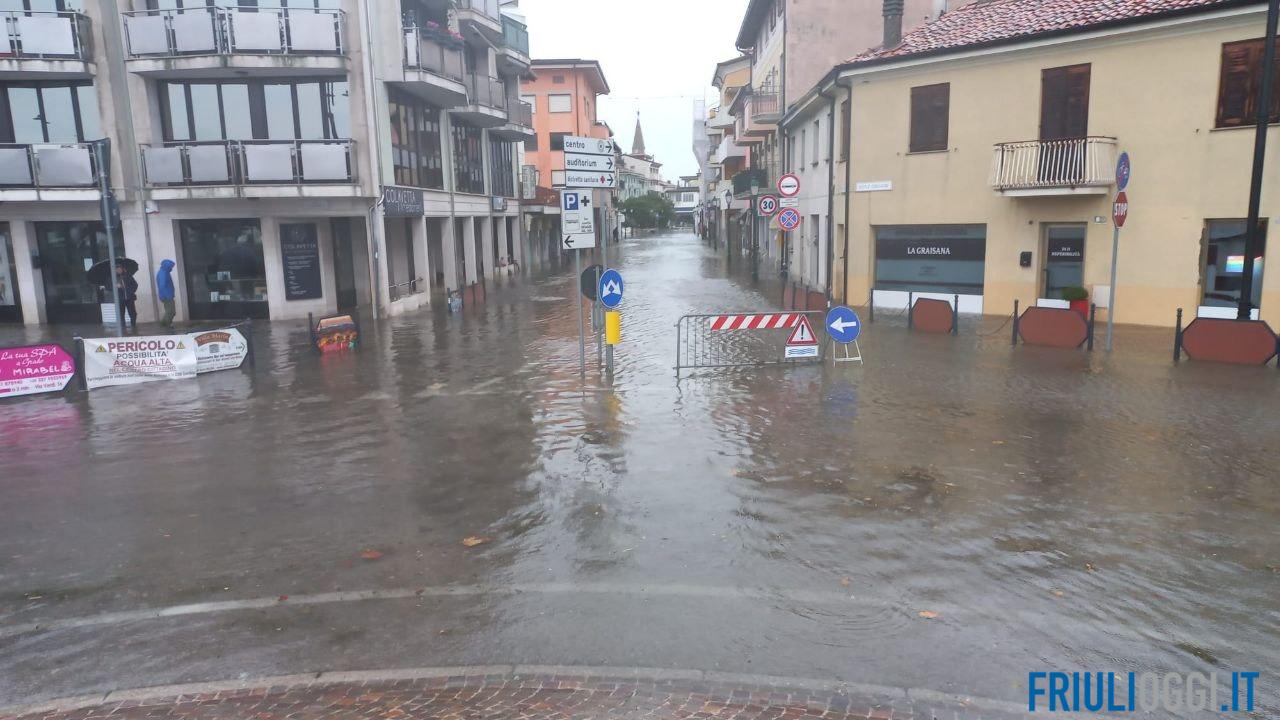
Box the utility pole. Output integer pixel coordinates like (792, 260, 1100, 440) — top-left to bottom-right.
(1239, 0, 1280, 320)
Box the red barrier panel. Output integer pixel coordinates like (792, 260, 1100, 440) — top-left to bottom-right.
(1018, 306, 1088, 348)
(1181, 318, 1277, 365)
(912, 298, 954, 334)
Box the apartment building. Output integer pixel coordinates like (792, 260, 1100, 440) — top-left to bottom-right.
(705, 55, 751, 253)
(826, 0, 1278, 327)
(0, 0, 533, 326)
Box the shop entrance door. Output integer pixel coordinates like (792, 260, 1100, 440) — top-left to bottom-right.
(36, 221, 119, 324)
(1043, 224, 1085, 299)
(331, 218, 358, 310)
(0, 224, 22, 323)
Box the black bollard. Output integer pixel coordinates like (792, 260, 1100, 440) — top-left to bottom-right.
(1174, 308, 1184, 363)
(1012, 299, 1020, 346)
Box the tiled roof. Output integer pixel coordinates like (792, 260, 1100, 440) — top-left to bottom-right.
(849, 0, 1251, 64)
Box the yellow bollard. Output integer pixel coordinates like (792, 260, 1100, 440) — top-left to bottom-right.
(605, 310, 621, 345)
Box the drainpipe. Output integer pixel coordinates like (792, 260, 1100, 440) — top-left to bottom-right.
(823, 82, 836, 302)
(841, 77, 854, 305)
(360, 0, 386, 318)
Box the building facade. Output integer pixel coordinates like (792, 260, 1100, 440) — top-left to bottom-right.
(0, 0, 533, 327)
(830, 0, 1279, 327)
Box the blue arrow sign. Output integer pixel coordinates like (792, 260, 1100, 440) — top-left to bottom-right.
(826, 305, 861, 344)
(599, 268, 624, 309)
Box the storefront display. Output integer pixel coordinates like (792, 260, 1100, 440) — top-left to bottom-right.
(874, 224, 987, 296)
(35, 221, 121, 324)
(0, 226, 20, 323)
(180, 219, 268, 320)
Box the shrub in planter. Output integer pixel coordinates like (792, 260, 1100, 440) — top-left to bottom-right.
(1062, 286, 1089, 317)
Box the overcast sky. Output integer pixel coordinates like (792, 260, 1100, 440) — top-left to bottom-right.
(520, 0, 750, 181)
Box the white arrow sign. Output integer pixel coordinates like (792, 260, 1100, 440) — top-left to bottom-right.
(565, 153, 615, 172)
(563, 233, 596, 250)
(829, 317, 858, 335)
(565, 170, 616, 189)
(563, 135, 613, 156)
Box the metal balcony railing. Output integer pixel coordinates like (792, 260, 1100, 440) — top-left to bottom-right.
(749, 92, 780, 122)
(990, 136, 1117, 191)
(122, 7, 344, 58)
(0, 143, 98, 188)
(402, 26, 464, 81)
(509, 100, 533, 127)
(140, 139, 355, 187)
(732, 168, 769, 197)
(465, 74, 507, 110)
(1, 11, 91, 60)
(501, 15, 529, 56)
(456, 0, 500, 22)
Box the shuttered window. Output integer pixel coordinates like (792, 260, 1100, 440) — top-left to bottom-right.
(909, 83, 949, 152)
(840, 98, 851, 160)
(1040, 64, 1090, 140)
(1217, 39, 1280, 128)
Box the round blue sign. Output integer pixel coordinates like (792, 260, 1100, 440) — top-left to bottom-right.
(1115, 151, 1131, 191)
(778, 208, 802, 231)
(599, 268, 624, 309)
(825, 305, 861, 344)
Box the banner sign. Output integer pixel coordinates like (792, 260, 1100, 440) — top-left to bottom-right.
(190, 329, 249, 374)
(83, 335, 198, 389)
(0, 344, 76, 399)
(280, 223, 323, 301)
(313, 313, 359, 353)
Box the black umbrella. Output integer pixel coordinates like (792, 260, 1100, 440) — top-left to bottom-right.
(86, 257, 140, 286)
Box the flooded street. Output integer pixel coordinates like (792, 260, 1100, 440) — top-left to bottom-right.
(1, 231, 1278, 716)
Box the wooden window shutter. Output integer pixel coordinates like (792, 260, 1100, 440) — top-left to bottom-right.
(910, 83, 949, 152)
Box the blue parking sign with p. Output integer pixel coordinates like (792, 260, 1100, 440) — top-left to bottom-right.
(564, 193, 580, 211)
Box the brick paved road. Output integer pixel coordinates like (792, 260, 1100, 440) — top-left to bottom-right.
(6, 670, 1033, 720)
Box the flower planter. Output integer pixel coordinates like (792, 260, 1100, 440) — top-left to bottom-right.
(1069, 299, 1090, 318)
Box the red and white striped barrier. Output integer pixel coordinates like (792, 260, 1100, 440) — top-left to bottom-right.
(710, 313, 804, 331)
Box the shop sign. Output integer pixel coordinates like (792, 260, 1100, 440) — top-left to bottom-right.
(280, 223, 323, 301)
(313, 313, 359, 353)
(1048, 237, 1084, 261)
(382, 186, 424, 217)
(0, 344, 76, 399)
(83, 335, 197, 390)
(190, 329, 249, 374)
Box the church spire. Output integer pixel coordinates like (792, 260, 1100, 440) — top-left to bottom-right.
(631, 112, 647, 157)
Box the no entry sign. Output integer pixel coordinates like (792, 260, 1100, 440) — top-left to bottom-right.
(1113, 191, 1129, 228)
(777, 173, 800, 198)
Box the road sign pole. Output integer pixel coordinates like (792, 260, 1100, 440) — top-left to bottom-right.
(575, 250, 585, 377)
(1106, 224, 1119, 352)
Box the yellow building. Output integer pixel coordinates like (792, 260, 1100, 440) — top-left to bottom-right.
(820, 0, 1278, 327)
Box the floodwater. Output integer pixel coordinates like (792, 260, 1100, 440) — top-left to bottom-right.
(1, 231, 1278, 717)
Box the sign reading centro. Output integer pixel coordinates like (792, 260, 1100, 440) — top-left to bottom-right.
(83, 328, 249, 389)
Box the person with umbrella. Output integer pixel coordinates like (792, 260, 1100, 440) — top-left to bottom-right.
(114, 261, 138, 331)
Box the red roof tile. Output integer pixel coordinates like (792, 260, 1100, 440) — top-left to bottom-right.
(849, 0, 1251, 64)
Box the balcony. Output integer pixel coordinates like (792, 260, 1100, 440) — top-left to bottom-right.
(1, 11, 93, 78)
(990, 136, 1117, 196)
(121, 7, 347, 78)
(140, 139, 357, 200)
(714, 136, 747, 165)
(450, 74, 507, 127)
(748, 91, 780, 125)
(491, 100, 534, 141)
(496, 15, 530, 74)
(0, 142, 100, 200)
(399, 26, 466, 106)
(732, 168, 770, 197)
(455, 0, 502, 43)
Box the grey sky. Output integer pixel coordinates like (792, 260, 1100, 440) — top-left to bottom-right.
(520, 0, 750, 181)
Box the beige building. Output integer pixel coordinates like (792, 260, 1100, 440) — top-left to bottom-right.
(821, 0, 1279, 327)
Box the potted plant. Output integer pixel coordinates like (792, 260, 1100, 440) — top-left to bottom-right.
(1062, 286, 1089, 318)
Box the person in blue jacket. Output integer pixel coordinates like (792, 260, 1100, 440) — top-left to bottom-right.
(156, 259, 176, 328)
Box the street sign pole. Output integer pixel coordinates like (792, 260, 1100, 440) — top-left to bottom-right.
(1240, 0, 1280, 320)
(94, 139, 125, 338)
(575, 249, 585, 377)
(1107, 157, 1130, 352)
(1106, 222, 1120, 352)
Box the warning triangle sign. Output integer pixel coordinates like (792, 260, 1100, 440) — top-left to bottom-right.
(786, 316, 819, 346)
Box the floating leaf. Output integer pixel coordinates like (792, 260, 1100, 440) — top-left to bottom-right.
(461, 536, 490, 548)
(918, 610, 939, 619)
(360, 549, 384, 560)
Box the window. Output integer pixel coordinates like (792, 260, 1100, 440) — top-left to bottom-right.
(179, 218, 268, 321)
(909, 82, 949, 152)
(811, 119, 820, 164)
(552, 74, 565, 84)
(1217, 39, 1280, 128)
(452, 120, 485, 194)
(550, 132, 568, 150)
(520, 94, 536, 112)
(387, 87, 444, 189)
(840, 98, 851, 160)
(525, 134, 538, 151)
(1201, 219, 1267, 310)
(1040, 65, 1089, 140)
(799, 128, 806, 167)
(489, 137, 515, 198)
(161, 79, 349, 142)
(0, 81, 102, 144)
(548, 94, 572, 113)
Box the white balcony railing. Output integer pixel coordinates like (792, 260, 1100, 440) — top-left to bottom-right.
(402, 26, 464, 81)
(714, 136, 747, 165)
(122, 7, 344, 58)
(0, 143, 97, 188)
(990, 137, 1117, 192)
(141, 139, 355, 187)
(2, 11, 91, 59)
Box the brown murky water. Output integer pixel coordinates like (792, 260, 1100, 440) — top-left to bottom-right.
(0, 232, 1277, 716)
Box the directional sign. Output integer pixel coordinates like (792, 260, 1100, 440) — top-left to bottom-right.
(825, 306, 861, 344)
(562, 189, 597, 250)
(599, 268, 624, 309)
(784, 315, 820, 359)
(1113, 191, 1128, 228)
(777, 173, 800, 198)
(1115, 151, 1131, 191)
(777, 208, 801, 232)
(757, 195, 779, 216)
(565, 170, 617, 189)
(563, 135, 613, 156)
(565, 153, 615, 172)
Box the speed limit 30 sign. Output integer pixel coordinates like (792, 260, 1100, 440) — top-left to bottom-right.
(757, 195, 779, 216)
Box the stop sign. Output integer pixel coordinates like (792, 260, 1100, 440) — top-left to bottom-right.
(1113, 191, 1129, 228)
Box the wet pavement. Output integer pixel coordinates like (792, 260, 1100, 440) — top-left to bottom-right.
(1, 231, 1278, 718)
